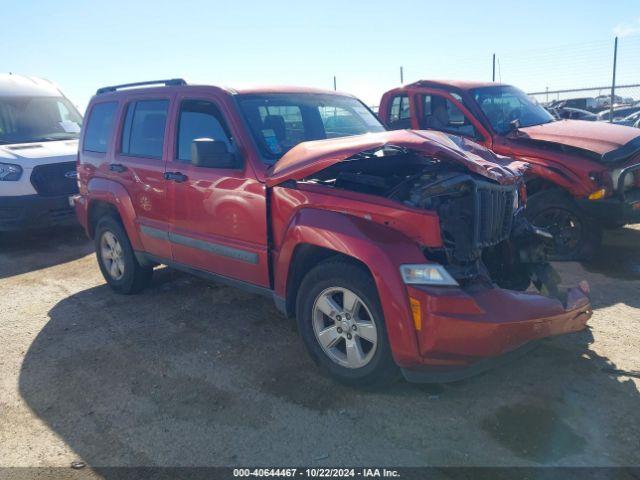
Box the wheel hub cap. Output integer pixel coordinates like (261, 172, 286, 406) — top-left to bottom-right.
(312, 287, 378, 369)
(100, 231, 125, 281)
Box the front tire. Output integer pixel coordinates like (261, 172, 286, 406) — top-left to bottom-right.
(525, 189, 602, 261)
(296, 259, 399, 388)
(94, 216, 153, 294)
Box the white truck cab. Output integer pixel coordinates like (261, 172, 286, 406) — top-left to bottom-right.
(0, 73, 82, 231)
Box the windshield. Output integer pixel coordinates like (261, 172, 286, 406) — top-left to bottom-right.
(0, 96, 83, 145)
(470, 86, 554, 134)
(237, 93, 385, 164)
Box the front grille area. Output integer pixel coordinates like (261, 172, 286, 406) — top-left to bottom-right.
(474, 182, 515, 248)
(30, 162, 78, 197)
(438, 177, 516, 263)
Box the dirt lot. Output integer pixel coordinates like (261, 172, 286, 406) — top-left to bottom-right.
(0, 225, 639, 468)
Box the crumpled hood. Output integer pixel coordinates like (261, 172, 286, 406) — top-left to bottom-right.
(266, 130, 527, 187)
(518, 120, 640, 158)
(0, 140, 78, 167)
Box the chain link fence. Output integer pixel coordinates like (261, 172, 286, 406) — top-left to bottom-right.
(374, 35, 640, 122)
(513, 35, 640, 120)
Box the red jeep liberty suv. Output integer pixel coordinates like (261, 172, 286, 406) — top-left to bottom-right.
(380, 81, 640, 260)
(75, 79, 591, 386)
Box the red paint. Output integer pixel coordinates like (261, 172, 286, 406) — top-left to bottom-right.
(406, 284, 589, 365)
(379, 81, 640, 200)
(76, 82, 592, 376)
(268, 129, 527, 187)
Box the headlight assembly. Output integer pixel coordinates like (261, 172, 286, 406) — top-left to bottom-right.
(400, 264, 459, 286)
(0, 162, 22, 181)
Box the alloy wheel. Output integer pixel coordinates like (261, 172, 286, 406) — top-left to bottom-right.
(100, 231, 125, 281)
(533, 207, 584, 257)
(312, 287, 378, 369)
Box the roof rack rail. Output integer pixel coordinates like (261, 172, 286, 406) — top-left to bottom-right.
(96, 78, 187, 94)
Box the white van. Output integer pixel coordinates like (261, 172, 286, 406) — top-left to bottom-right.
(0, 73, 82, 231)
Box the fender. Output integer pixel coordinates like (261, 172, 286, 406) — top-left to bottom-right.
(521, 157, 590, 196)
(86, 177, 143, 250)
(274, 208, 428, 367)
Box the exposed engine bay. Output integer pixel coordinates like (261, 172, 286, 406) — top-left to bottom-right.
(301, 146, 563, 302)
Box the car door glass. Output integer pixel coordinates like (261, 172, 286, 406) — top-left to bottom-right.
(176, 99, 232, 163)
(420, 94, 479, 139)
(83, 102, 117, 153)
(121, 99, 169, 159)
(387, 95, 411, 129)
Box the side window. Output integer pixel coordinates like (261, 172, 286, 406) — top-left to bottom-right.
(83, 102, 117, 153)
(387, 95, 411, 129)
(176, 99, 231, 163)
(420, 94, 479, 139)
(121, 99, 169, 159)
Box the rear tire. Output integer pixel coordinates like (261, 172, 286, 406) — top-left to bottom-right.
(296, 259, 399, 388)
(525, 189, 602, 261)
(94, 216, 152, 294)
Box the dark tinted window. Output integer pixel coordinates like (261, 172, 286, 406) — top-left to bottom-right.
(387, 95, 411, 129)
(83, 102, 116, 153)
(177, 100, 231, 162)
(121, 100, 168, 158)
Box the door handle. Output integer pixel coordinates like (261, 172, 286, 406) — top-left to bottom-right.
(164, 171, 188, 183)
(109, 163, 127, 173)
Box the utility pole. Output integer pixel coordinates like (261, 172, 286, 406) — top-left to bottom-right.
(492, 53, 496, 82)
(609, 37, 618, 123)
(400, 66, 404, 84)
(333, 76, 337, 91)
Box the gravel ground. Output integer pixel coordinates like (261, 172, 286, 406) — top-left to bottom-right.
(0, 225, 638, 469)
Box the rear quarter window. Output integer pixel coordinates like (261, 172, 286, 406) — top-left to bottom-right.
(83, 102, 117, 153)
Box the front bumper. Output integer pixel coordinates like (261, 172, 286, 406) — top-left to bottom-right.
(399, 282, 591, 381)
(577, 188, 640, 225)
(0, 194, 77, 231)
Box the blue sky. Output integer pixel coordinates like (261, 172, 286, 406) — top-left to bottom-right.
(2, 0, 639, 110)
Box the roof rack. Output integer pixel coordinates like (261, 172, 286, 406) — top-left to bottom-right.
(96, 78, 187, 94)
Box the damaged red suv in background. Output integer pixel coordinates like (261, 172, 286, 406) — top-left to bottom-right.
(380, 81, 640, 260)
(75, 80, 591, 386)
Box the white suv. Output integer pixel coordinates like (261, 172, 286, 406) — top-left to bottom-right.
(0, 73, 82, 231)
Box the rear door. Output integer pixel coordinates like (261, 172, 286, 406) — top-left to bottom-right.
(164, 93, 269, 288)
(111, 94, 173, 259)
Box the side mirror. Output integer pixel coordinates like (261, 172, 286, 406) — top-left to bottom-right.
(191, 138, 242, 169)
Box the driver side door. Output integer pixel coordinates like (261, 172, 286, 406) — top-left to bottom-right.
(411, 90, 491, 146)
(165, 94, 270, 288)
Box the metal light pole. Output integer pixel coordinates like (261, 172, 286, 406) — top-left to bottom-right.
(609, 37, 618, 123)
(400, 66, 404, 84)
(333, 76, 337, 91)
(492, 53, 496, 82)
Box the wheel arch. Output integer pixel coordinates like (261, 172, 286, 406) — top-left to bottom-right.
(273, 208, 427, 367)
(85, 178, 142, 249)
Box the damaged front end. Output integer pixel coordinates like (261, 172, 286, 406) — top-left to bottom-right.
(301, 141, 570, 305)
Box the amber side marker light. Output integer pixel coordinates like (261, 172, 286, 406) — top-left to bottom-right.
(588, 189, 607, 200)
(409, 297, 422, 331)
